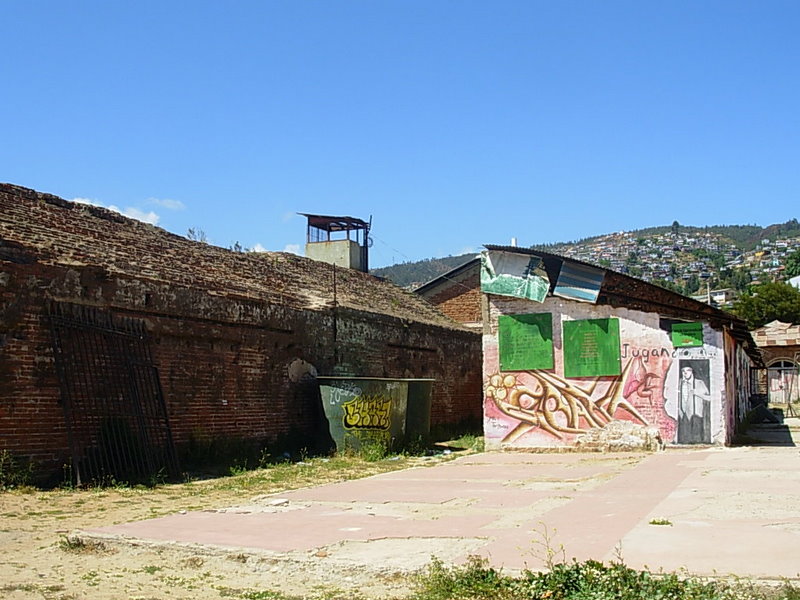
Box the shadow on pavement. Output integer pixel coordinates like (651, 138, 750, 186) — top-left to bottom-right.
(743, 424, 797, 446)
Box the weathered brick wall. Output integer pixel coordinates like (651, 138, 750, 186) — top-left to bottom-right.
(758, 346, 800, 367)
(429, 281, 481, 326)
(0, 185, 481, 478)
(420, 267, 481, 327)
(0, 265, 65, 472)
(0, 184, 482, 477)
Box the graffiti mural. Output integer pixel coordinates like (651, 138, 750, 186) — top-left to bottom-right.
(485, 356, 663, 443)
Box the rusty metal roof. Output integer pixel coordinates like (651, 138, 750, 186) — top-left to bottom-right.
(483, 244, 762, 365)
(298, 213, 369, 232)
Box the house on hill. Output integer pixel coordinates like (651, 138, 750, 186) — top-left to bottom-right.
(417, 246, 761, 448)
(0, 184, 481, 483)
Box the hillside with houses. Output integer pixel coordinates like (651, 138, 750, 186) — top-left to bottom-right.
(373, 220, 800, 306)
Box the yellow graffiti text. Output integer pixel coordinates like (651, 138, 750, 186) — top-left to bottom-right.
(342, 395, 392, 430)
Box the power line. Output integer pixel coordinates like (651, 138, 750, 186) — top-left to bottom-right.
(369, 233, 479, 294)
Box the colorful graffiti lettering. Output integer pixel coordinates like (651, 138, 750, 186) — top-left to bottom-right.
(486, 358, 654, 442)
(342, 394, 392, 430)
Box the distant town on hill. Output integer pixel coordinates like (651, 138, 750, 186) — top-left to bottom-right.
(371, 219, 800, 304)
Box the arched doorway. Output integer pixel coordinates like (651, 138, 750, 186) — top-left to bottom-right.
(767, 359, 799, 404)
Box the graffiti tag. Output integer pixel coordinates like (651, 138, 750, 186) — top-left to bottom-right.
(328, 382, 363, 406)
(342, 394, 392, 430)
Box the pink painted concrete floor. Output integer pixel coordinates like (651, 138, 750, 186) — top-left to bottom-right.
(88, 443, 800, 580)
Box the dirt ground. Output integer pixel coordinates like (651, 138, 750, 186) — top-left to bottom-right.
(0, 454, 449, 600)
(2, 422, 798, 600)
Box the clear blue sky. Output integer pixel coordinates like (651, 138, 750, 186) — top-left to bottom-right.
(3, 1, 798, 267)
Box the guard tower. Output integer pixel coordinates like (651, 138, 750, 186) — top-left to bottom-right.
(300, 213, 371, 272)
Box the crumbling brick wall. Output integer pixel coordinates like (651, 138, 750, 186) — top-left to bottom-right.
(427, 274, 481, 326)
(0, 184, 482, 478)
(418, 263, 482, 328)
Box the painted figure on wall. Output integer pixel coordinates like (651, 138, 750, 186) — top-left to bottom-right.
(677, 360, 711, 443)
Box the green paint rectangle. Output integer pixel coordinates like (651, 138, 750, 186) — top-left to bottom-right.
(672, 322, 704, 347)
(498, 313, 554, 371)
(563, 318, 621, 377)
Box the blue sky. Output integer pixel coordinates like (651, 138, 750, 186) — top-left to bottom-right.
(3, 1, 799, 267)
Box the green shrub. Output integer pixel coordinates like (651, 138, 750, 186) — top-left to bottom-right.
(414, 556, 800, 600)
(0, 450, 33, 490)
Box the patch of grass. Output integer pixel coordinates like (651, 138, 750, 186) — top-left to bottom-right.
(649, 517, 673, 526)
(241, 591, 296, 600)
(357, 439, 392, 462)
(449, 433, 485, 453)
(142, 565, 164, 575)
(58, 535, 108, 554)
(413, 556, 800, 600)
(0, 449, 34, 490)
(80, 570, 100, 587)
(415, 556, 511, 600)
(216, 586, 300, 599)
(1, 583, 40, 593)
(433, 433, 484, 455)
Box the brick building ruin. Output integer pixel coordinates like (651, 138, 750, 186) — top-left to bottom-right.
(0, 184, 482, 483)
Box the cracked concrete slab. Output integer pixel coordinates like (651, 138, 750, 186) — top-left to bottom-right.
(86, 441, 800, 580)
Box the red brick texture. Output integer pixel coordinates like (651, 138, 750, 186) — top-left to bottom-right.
(427, 272, 481, 326)
(0, 184, 482, 477)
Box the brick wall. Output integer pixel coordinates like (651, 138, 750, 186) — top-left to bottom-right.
(419, 265, 482, 327)
(0, 184, 482, 478)
(429, 280, 481, 326)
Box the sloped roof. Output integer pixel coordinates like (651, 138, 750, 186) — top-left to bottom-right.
(414, 256, 480, 296)
(414, 245, 761, 363)
(298, 213, 370, 231)
(485, 244, 761, 364)
(752, 320, 800, 347)
(0, 184, 462, 331)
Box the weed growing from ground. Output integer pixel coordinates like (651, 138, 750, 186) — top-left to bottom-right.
(58, 535, 109, 554)
(450, 434, 485, 453)
(357, 439, 392, 462)
(649, 517, 673, 526)
(530, 523, 566, 570)
(414, 556, 800, 600)
(0, 449, 33, 490)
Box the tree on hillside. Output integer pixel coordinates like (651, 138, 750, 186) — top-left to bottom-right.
(731, 282, 800, 329)
(671, 220, 680, 236)
(685, 274, 701, 295)
(716, 268, 752, 292)
(785, 250, 800, 279)
(652, 278, 683, 294)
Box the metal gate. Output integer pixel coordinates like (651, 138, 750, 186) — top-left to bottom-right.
(49, 302, 179, 485)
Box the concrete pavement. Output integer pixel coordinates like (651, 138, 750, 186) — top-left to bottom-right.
(88, 429, 800, 580)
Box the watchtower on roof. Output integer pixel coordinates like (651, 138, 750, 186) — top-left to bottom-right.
(300, 213, 371, 272)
